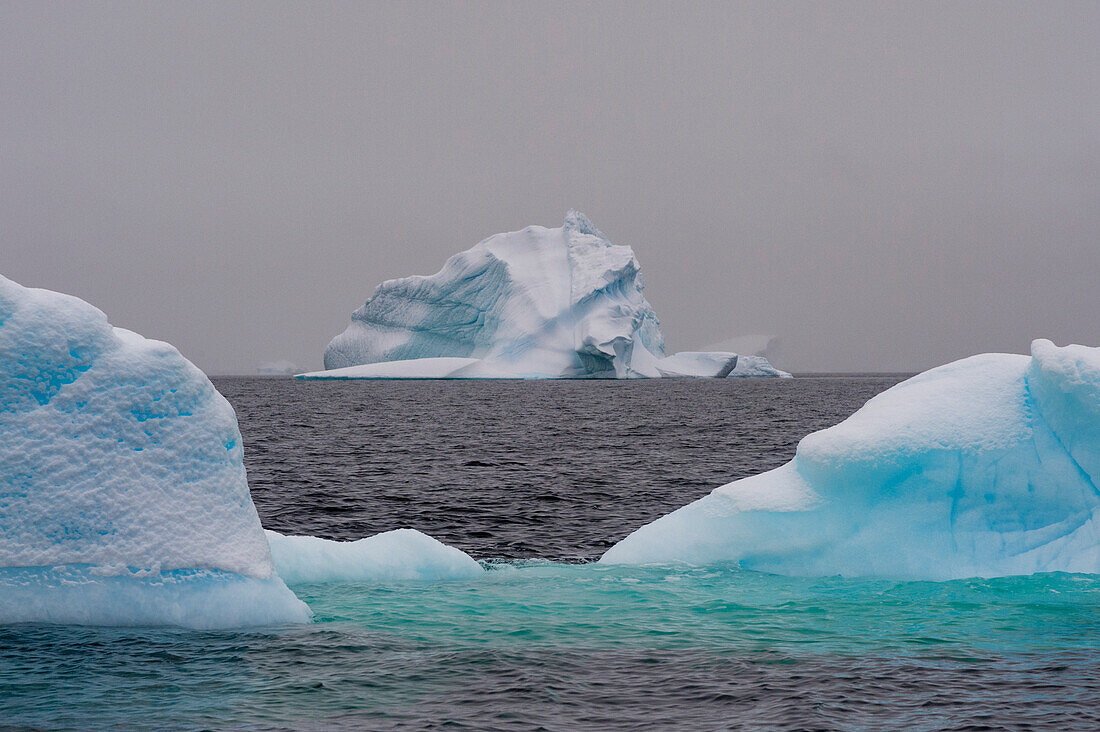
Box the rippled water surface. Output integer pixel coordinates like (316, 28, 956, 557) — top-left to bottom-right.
(4, 377, 1100, 730)
(232, 377, 902, 560)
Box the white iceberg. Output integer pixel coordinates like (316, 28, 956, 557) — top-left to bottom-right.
(0, 274, 310, 628)
(318, 211, 785, 379)
(323, 211, 665, 379)
(602, 340, 1100, 579)
(266, 529, 484, 584)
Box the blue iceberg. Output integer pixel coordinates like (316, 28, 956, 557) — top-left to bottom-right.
(602, 340, 1100, 579)
(0, 275, 310, 628)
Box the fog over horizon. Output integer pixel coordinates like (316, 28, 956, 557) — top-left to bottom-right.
(2, 2, 1097, 374)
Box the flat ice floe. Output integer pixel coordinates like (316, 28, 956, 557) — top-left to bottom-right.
(266, 529, 484, 584)
(315, 211, 786, 379)
(602, 340, 1100, 579)
(0, 274, 310, 628)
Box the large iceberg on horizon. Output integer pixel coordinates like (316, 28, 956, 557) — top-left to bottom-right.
(602, 340, 1100, 579)
(0, 274, 310, 628)
(318, 211, 785, 379)
(324, 211, 666, 379)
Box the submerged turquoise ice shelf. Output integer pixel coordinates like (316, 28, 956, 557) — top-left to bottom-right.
(298, 562, 1100, 655)
(3, 562, 1099, 729)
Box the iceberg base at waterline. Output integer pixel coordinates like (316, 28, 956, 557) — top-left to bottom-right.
(296, 357, 513, 380)
(602, 340, 1100, 579)
(297, 351, 790, 380)
(0, 526, 489, 627)
(0, 566, 310, 629)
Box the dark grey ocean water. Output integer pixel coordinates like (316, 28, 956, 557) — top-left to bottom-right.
(3, 376, 1099, 730)
(231, 376, 902, 561)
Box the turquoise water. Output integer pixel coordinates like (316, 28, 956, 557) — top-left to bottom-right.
(301, 563, 1100, 656)
(3, 563, 1099, 729)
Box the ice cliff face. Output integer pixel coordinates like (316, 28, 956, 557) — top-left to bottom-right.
(602, 340, 1100, 579)
(0, 274, 309, 627)
(324, 211, 666, 378)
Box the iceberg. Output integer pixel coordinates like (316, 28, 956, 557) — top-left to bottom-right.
(266, 529, 484, 584)
(655, 351, 740, 378)
(728, 354, 791, 378)
(0, 274, 310, 628)
(602, 340, 1100, 579)
(655, 351, 791, 378)
(323, 211, 665, 378)
(319, 211, 784, 379)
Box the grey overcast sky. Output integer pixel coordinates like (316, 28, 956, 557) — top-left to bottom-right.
(2, 2, 1097, 373)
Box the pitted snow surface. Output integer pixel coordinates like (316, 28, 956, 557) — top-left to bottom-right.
(0, 274, 310, 627)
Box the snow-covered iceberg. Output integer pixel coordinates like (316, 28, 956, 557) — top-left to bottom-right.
(0, 274, 310, 628)
(266, 529, 484, 584)
(321, 211, 785, 379)
(323, 211, 665, 378)
(602, 340, 1100, 579)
